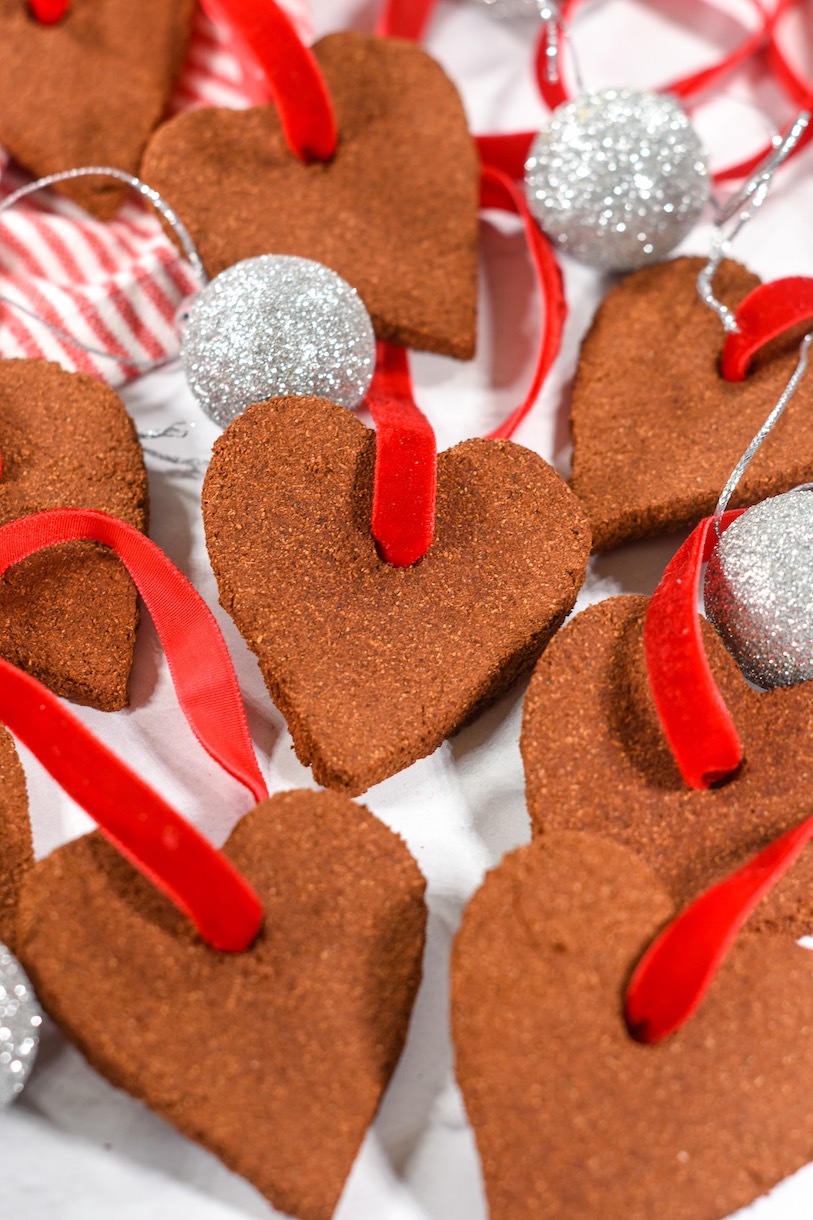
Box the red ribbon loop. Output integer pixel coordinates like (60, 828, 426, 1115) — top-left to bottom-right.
(199, 0, 337, 162)
(626, 812, 813, 1043)
(480, 163, 566, 441)
(722, 277, 813, 381)
(28, 0, 69, 21)
(0, 508, 269, 950)
(0, 508, 267, 803)
(644, 512, 745, 789)
(0, 656, 263, 952)
(376, 0, 436, 39)
(368, 342, 438, 568)
(535, 0, 770, 118)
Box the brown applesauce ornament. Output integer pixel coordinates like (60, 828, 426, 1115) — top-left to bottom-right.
(2, 0, 196, 218)
(0, 503, 427, 1219)
(569, 108, 813, 550)
(143, 1, 480, 360)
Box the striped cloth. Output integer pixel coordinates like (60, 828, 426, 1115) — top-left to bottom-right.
(0, 1, 311, 385)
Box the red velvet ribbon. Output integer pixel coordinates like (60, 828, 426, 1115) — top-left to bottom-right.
(376, 0, 436, 39)
(0, 508, 268, 951)
(722, 277, 813, 381)
(627, 503, 813, 1041)
(28, 0, 69, 21)
(480, 163, 566, 441)
(644, 511, 745, 790)
(367, 342, 438, 567)
(199, 0, 337, 161)
(626, 810, 813, 1042)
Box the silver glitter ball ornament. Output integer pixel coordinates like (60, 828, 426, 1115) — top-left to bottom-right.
(0, 944, 41, 1107)
(705, 491, 813, 689)
(181, 255, 376, 429)
(524, 87, 710, 271)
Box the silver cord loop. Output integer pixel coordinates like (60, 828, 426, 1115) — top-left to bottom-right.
(697, 110, 810, 332)
(0, 166, 207, 285)
(714, 332, 813, 534)
(536, 1, 586, 93)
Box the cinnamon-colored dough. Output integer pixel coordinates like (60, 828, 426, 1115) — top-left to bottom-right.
(18, 789, 427, 1220)
(0, 0, 195, 218)
(203, 396, 590, 794)
(0, 359, 147, 710)
(523, 595, 813, 934)
(143, 31, 479, 358)
(570, 257, 813, 550)
(453, 830, 813, 1220)
(0, 726, 32, 954)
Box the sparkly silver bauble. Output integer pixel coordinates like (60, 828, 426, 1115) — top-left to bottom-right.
(524, 88, 710, 271)
(0, 944, 41, 1107)
(181, 255, 376, 429)
(705, 491, 813, 689)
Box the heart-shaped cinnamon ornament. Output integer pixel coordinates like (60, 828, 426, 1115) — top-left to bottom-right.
(17, 788, 426, 1220)
(0, 0, 195, 219)
(453, 830, 813, 1220)
(0, 726, 33, 954)
(0, 359, 147, 710)
(142, 31, 479, 358)
(202, 396, 591, 795)
(570, 257, 813, 550)
(522, 594, 813, 935)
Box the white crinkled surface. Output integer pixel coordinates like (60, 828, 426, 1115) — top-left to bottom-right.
(5, 0, 813, 1217)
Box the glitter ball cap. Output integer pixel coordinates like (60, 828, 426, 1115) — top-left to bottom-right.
(0, 944, 41, 1107)
(182, 255, 376, 429)
(524, 88, 710, 271)
(705, 492, 813, 689)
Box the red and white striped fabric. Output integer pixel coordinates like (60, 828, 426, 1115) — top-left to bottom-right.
(0, 1, 311, 386)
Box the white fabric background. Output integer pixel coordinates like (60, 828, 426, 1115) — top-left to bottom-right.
(5, 1, 813, 1217)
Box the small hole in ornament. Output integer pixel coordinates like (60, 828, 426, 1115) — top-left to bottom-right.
(373, 538, 429, 569)
(704, 760, 742, 789)
(27, 0, 70, 24)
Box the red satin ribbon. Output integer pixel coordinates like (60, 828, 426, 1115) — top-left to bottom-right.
(644, 511, 745, 790)
(722, 277, 813, 381)
(367, 342, 438, 567)
(535, 0, 771, 114)
(28, 0, 69, 20)
(769, 0, 813, 106)
(0, 508, 268, 951)
(199, 0, 337, 161)
(466, 0, 783, 184)
(626, 810, 813, 1042)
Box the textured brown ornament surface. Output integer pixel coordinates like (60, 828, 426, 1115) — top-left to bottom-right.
(0, 0, 195, 219)
(0, 359, 147, 710)
(570, 257, 813, 551)
(0, 726, 33, 954)
(453, 831, 813, 1220)
(203, 396, 590, 795)
(18, 789, 426, 1220)
(142, 31, 479, 358)
(522, 594, 813, 935)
